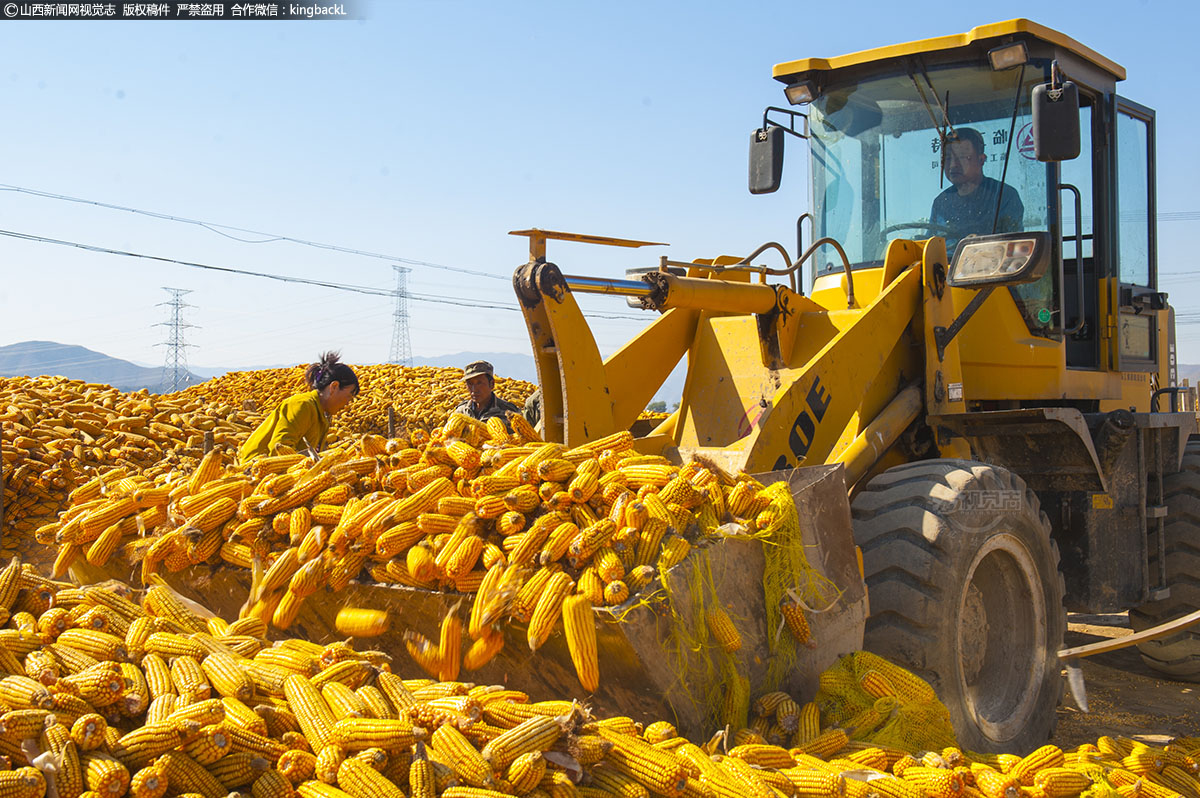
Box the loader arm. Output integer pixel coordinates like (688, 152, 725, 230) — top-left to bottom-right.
(679, 260, 924, 474)
(513, 230, 939, 493)
(514, 258, 700, 446)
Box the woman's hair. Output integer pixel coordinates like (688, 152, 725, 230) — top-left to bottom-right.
(304, 351, 358, 393)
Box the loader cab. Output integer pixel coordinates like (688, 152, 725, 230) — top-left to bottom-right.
(764, 20, 1165, 406)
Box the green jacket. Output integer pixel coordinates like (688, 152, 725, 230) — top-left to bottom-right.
(239, 390, 329, 464)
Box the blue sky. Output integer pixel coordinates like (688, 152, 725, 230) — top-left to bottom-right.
(2, 0, 1198, 374)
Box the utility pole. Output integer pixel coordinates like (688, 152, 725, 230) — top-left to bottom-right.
(389, 265, 413, 367)
(155, 287, 197, 392)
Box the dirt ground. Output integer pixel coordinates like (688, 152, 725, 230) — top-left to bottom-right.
(1052, 612, 1200, 748)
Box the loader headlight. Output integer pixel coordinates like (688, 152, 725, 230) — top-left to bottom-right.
(947, 231, 1051, 288)
(785, 80, 818, 105)
(988, 41, 1029, 71)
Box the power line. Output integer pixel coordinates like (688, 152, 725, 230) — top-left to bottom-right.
(0, 227, 650, 321)
(0, 182, 508, 282)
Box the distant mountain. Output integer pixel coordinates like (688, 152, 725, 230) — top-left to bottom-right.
(0, 341, 199, 393)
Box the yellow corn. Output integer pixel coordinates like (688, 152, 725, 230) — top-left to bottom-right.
(430, 724, 496, 789)
(527, 572, 575, 652)
(480, 714, 565, 770)
(1010, 746, 1066, 786)
(562, 595, 599, 693)
(334, 609, 390, 638)
(706, 608, 742, 653)
(596, 727, 689, 798)
(82, 751, 131, 798)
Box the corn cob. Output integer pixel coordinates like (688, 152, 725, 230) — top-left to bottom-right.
(777, 768, 848, 798)
(69, 714, 108, 752)
(197, 653, 253, 702)
(82, 751, 131, 798)
(587, 766, 654, 798)
(1122, 751, 1166, 776)
(568, 520, 618, 564)
(603, 580, 630, 606)
(596, 727, 689, 798)
(56, 629, 127, 662)
(277, 750, 318, 786)
(112, 721, 189, 770)
(561, 595, 599, 693)
(128, 765, 167, 798)
(215, 698, 267, 738)
(142, 587, 209, 634)
(657, 537, 690, 570)
(410, 608, 458, 683)
(330, 719, 419, 752)
(430, 724, 496, 789)
(334, 609, 390, 639)
(156, 750, 225, 798)
(169, 655, 211, 700)
(478, 714, 565, 770)
(0, 676, 53, 710)
(310, 661, 372, 692)
(207, 752, 269, 791)
(346, 687, 389, 722)
(901, 767, 964, 798)
(283, 675, 337, 751)
(315, 745, 348, 785)
(184, 725, 233, 766)
(558, 734, 611, 769)
(574, 567, 603, 606)
(1030, 769, 1092, 798)
(796, 728, 849, 759)
(0, 768, 46, 798)
(250, 769, 296, 798)
(462, 631, 505, 672)
(164, 698, 225, 729)
(38, 721, 82, 798)
(1009, 746, 1066, 786)
(706, 608, 742, 653)
(335, 756, 406, 798)
(527, 572, 575, 652)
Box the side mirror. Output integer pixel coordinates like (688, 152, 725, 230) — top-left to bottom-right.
(948, 232, 1051, 288)
(1032, 80, 1080, 162)
(749, 126, 784, 194)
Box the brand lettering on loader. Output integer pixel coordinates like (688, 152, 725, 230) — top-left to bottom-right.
(772, 377, 832, 470)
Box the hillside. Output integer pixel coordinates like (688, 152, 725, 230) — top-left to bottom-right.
(0, 341, 199, 393)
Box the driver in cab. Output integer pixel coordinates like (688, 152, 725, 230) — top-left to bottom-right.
(930, 127, 1024, 256)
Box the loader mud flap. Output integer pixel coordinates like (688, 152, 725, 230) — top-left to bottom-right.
(84, 464, 866, 739)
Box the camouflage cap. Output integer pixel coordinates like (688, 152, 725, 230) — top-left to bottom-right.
(462, 361, 494, 381)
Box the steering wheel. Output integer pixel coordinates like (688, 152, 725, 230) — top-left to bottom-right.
(881, 221, 953, 237)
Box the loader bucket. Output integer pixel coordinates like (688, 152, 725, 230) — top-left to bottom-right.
(86, 464, 865, 739)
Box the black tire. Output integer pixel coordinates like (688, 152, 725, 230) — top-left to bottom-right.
(1130, 441, 1200, 680)
(851, 459, 1066, 753)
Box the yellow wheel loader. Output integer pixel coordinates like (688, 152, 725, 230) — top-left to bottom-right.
(512, 20, 1196, 752)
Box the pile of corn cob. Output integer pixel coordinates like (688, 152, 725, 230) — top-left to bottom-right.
(35, 409, 813, 692)
(2, 560, 1200, 798)
(171, 365, 537, 441)
(1, 376, 261, 554)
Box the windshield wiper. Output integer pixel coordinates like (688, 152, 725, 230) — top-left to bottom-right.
(992, 63, 1027, 235)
